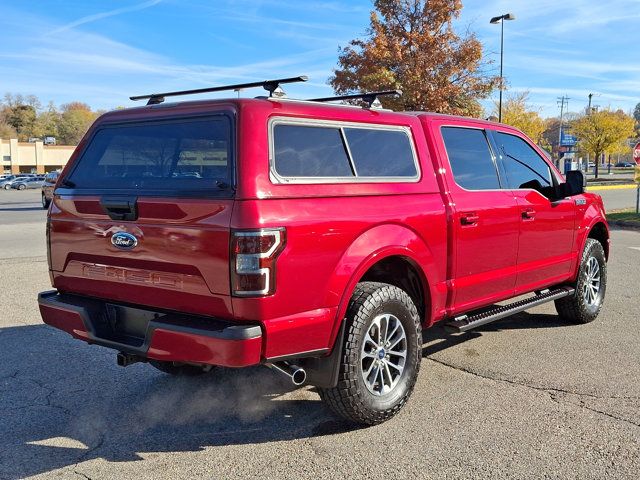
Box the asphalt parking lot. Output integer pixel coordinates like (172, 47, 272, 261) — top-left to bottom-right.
(1, 189, 639, 479)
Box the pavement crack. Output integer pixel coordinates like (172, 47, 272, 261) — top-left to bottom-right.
(70, 434, 105, 475)
(73, 469, 92, 480)
(427, 357, 640, 428)
(0, 370, 19, 381)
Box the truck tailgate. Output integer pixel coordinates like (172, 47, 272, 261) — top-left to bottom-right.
(49, 196, 234, 318)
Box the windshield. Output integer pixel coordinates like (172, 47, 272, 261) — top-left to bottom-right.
(66, 115, 233, 194)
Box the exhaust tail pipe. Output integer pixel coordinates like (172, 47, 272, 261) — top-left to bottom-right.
(267, 362, 307, 386)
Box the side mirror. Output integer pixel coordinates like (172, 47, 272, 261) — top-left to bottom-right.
(561, 170, 586, 197)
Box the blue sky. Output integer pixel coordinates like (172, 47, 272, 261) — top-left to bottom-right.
(1, 0, 639, 118)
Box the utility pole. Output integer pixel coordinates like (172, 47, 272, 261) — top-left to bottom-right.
(557, 95, 569, 168)
(586, 93, 593, 172)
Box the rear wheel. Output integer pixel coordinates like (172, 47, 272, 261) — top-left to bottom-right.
(555, 238, 606, 324)
(42, 194, 50, 209)
(319, 282, 422, 425)
(149, 360, 214, 376)
(18, 184, 26, 190)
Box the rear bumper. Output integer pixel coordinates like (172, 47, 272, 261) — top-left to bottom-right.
(38, 290, 262, 367)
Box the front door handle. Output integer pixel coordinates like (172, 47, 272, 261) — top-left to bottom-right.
(460, 213, 479, 226)
(521, 208, 536, 220)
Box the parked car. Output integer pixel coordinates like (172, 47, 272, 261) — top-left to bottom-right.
(41, 171, 60, 208)
(614, 161, 634, 168)
(1, 175, 33, 189)
(38, 78, 609, 426)
(11, 177, 45, 190)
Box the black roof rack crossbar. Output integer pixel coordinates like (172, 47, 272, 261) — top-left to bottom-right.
(308, 90, 402, 108)
(130, 75, 308, 105)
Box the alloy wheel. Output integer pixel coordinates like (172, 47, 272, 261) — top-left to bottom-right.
(583, 256, 601, 306)
(361, 313, 407, 396)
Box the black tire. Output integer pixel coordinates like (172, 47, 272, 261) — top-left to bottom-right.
(42, 194, 50, 209)
(149, 360, 213, 376)
(4, 184, 10, 190)
(555, 238, 606, 324)
(18, 184, 26, 190)
(319, 282, 422, 426)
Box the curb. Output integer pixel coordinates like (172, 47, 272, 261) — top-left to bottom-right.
(587, 184, 637, 191)
(607, 220, 640, 231)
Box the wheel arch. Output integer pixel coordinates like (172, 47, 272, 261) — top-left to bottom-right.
(587, 221, 609, 260)
(570, 211, 609, 282)
(324, 223, 438, 351)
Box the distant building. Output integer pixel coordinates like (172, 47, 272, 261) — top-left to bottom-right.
(1, 138, 75, 174)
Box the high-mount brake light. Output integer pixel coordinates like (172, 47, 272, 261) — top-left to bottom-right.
(231, 229, 286, 296)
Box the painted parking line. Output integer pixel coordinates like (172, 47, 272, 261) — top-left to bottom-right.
(629, 247, 640, 251)
(587, 184, 637, 191)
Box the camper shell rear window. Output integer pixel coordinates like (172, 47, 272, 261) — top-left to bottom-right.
(63, 114, 234, 196)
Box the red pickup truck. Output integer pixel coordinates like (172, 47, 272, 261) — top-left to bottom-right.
(38, 78, 608, 425)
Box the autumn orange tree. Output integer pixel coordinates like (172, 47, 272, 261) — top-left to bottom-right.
(330, 0, 497, 116)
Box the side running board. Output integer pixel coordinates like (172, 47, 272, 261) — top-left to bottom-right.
(444, 287, 575, 333)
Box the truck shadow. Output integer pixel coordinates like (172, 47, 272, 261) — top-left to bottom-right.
(422, 310, 571, 357)
(0, 325, 355, 479)
(1, 309, 569, 478)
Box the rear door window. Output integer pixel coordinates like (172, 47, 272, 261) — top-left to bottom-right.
(441, 127, 501, 190)
(66, 116, 232, 194)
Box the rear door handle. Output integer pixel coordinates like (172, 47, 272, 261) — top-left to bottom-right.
(460, 213, 479, 226)
(521, 208, 536, 220)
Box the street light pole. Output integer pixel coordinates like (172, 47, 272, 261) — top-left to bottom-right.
(490, 13, 516, 123)
(499, 19, 504, 122)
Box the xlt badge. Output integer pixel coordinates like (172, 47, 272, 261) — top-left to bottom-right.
(111, 232, 138, 250)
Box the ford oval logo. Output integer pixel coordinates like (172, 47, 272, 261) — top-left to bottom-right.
(111, 232, 138, 250)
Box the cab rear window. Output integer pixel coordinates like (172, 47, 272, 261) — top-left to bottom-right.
(66, 116, 232, 193)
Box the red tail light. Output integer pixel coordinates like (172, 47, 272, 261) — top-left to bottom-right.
(231, 228, 286, 296)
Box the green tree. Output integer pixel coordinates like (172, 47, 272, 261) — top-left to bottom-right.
(33, 101, 60, 138)
(0, 122, 17, 139)
(330, 0, 497, 116)
(1, 93, 42, 140)
(633, 102, 640, 137)
(58, 102, 98, 145)
(571, 109, 635, 178)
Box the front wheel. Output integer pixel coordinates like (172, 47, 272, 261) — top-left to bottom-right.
(555, 238, 607, 324)
(3, 184, 10, 190)
(319, 282, 422, 425)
